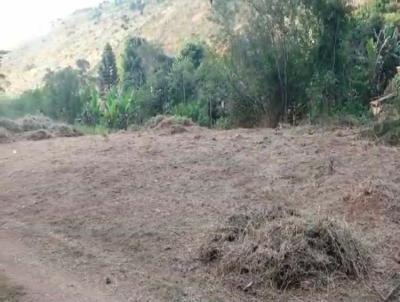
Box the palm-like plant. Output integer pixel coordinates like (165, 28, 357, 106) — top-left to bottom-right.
(102, 88, 133, 129)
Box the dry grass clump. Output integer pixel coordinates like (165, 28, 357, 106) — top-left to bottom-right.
(24, 129, 53, 141)
(145, 115, 194, 135)
(50, 124, 82, 137)
(199, 207, 370, 292)
(17, 115, 53, 131)
(145, 115, 165, 128)
(146, 115, 193, 129)
(0, 118, 22, 133)
(0, 115, 82, 143)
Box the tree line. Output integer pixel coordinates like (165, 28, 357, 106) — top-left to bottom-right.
(1, 0, 400, 129)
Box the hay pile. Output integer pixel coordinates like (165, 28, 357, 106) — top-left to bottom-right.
(24, 129, 53, 141)
(199, 207, 370, 292)
(0, 118, 22, 133)
(0, 115, 82, 143)
(0, 127, 11, 143)
(146, 115, 193, 135)
(18, 115, 54, 131)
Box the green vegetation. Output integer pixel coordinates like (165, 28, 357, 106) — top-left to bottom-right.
(362, 119, 400, 145)
(98, 43, 119, 95)
(0, 61, 93, 123)
(1, 0, 400, 135)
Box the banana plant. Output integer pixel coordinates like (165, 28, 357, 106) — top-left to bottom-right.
(102, 87, 133, 129)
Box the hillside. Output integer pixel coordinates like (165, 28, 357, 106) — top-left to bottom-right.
(1, 0, 215, 95)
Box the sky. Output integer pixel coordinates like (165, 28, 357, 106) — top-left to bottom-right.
(0, 0, 103, 50)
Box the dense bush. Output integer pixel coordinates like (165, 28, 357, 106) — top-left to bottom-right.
(0, 63, 93, 123)
(42, 68, 83, 123)
(363, 119, 400, 145)
(211, 0, 400, 127)
(0, 90, 47, 118)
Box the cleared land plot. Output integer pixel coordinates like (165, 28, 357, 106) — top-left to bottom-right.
(0, 125, 399, 301)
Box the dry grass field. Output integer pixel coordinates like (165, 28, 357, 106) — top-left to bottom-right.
(0, 123, 399, 301)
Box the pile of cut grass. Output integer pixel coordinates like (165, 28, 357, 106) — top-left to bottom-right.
(146, 115, 193, 129)
(199, 207, 370, 292)
(0, 119, 22, 133)
(0, 115, 82, 142)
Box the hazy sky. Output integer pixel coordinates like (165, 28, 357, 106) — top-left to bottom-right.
(0, 0, 103, 50)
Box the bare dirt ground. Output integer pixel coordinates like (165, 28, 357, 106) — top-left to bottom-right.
(0, 125, 399, 301)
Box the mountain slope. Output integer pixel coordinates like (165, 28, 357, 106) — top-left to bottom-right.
(2, 0, 215, 95)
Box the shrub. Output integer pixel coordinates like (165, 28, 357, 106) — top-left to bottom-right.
(0, 89, 48, 119)
(179, 42, 206, 69)
(387, 73, 400, 114)
(171, 102, 197, 119)
(215, 117, 232, 129)
(121, 37, 146, 91)
(307, 71, 339, 123)
(42, 68, 84, 123)
(101, 88, 132, 129)
(80, 89, 102, 126)
(363, 119, 400, 145)
(168, 58, 197, 106)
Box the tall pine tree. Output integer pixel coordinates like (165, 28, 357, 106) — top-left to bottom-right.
(98, 43, 118, 95)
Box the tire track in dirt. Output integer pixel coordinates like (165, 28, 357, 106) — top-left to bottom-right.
(0, 229, 122, 302)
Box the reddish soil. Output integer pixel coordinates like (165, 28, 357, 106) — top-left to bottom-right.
(0, 126, 399, 301)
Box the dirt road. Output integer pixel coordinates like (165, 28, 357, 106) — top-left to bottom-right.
(0, 126, 399, 301)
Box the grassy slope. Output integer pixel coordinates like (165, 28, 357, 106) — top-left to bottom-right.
(2, 0, 214, 95)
